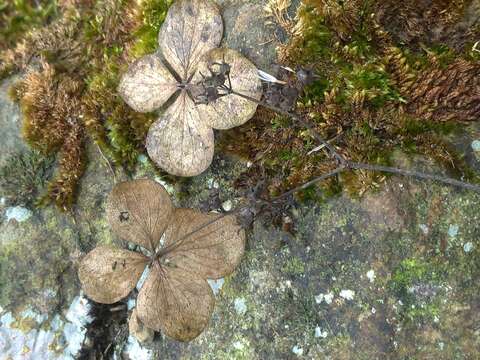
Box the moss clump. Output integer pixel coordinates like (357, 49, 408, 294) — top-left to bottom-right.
(1, 0, 173, 209)
(0, 0, 58, 51)
(12, 61, 86, 210)
(389, 258, 445, 322)
(0, 229, 75, 313)
(222, 0, 480, 199)
(282, 256, 305, 275)
(0, 150, 54, 206)
(129, 0, 173, 58)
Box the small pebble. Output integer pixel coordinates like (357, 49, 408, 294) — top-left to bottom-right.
(208, 278, 225, 295)
(324, 292, 334, 304)
(419, 224, 429, 235)
(471, 140, 480, 152)
(292, 345, 303, 356)
(234, 298, 247, 315)
(315, 292, 334, 305)
(314, 326, 328, 338)
(233, 341, 244, 350)
(222, 200, 233, 212)
(5, 206, 32, 223)
(137, 154, 148, 164)
(448, 224, 459, 238)
(366, 270, 376, 283)
(463, 242, 474, 253)
(339, 289, 355, 300)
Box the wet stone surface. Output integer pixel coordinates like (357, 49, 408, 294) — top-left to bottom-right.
(220, 0, 279, 72)
(0, 0, 480, 359)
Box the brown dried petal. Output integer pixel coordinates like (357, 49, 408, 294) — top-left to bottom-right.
(129, 308, 154, 343)
(146, 91, 214, 177)
(193, 48, 263, 129)
(118, 54, 178, 113)
(159, 0, 223, 80)
(136, 263, 215, 341)
(106, 179, 174, 251)
(163, 208, 245, 279)
(78, 246, 148, 304)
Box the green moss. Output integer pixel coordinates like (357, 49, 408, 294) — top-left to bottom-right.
(0, 149, 55, 206)
(282, 256, 305, 275)
(0, 0, 58, 51)
(0, 215, 77, 312)
(398, 117, 459, 137)
(389, 258, 445, 322)
(221, 0, 480, 199)
(129, 0, 173, 58)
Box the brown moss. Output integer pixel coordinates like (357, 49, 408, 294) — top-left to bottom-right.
(375, 0, 475, 51)
(15, 61, 86, 210)
(0, 0, 166, 208)
(403, 59, 480, 122)
(305, 0, 364, 42)
(0, 15, 83, 80)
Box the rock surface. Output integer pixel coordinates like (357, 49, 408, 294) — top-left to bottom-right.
(1, 0, 480, 359)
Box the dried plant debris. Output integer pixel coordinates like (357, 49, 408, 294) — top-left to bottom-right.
(403, 59, 480, 122)
(119, 0, 262, 177)
(79, 179, 245, 341)
(77, 300, 129, 359)
(376, 0, 477, 51)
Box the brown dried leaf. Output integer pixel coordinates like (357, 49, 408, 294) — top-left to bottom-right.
(193, 48, 263, 129)
(158, 0, 223, 80)
(163, 208, 245, 279)
(78, 246, 148, 304)
(129, 308, 154, 343)
(146, 91, 214, 176)
(106, 179, 174, 251)
(136, 263, 215, 341)
(118, 54, 178, 113)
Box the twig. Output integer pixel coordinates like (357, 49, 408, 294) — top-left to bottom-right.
(96, 143, 117, 184)
(347, 162, 480, 192)
(270, 166, 345, 203)
(161, 65, 480, 252)
(230, 89, 480, 193)
(231, 90, 347, 166)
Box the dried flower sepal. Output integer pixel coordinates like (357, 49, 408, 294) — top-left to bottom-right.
(118, 0, 262, 177)
(79, 179, 245, 342)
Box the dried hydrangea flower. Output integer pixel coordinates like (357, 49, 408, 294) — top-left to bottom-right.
(78, 179, 245, 342)
(118, 0, 262, 176)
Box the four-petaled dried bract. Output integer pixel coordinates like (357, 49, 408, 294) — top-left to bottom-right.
(78, 179, 245, 342)
(118, 0, 262, 177)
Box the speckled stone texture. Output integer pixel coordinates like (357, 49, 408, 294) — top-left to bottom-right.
(1, 0, 480, 358)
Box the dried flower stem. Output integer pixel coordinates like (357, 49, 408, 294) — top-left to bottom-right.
(231, 90, 480, 193)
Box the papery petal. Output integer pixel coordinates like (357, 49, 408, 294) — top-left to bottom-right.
(118, 54, 178, 113)
(163, 208, 245, 279)
(129, 308, 154, 343)
(106, 179, 174, 251)
(136, 263, 215, 341)
(78, 246, 148, 304)
(146, 91, 214, 177)
(159, 0, 223, 80)
(193, 48, 263, 129)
